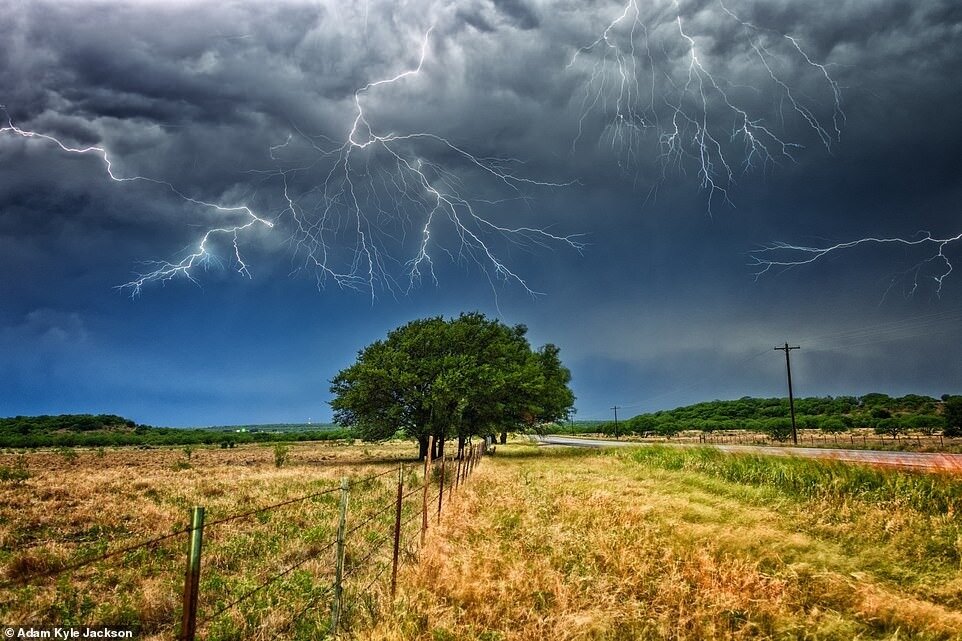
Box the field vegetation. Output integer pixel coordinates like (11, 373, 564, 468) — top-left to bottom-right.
(553, 393, 962, 446)
(374, 442, 962, 640)
(0, 414, 349, 449)
(0, 440, 438, 640)
(5, 437, 962, 640)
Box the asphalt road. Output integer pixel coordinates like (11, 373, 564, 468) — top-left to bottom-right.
(535, 435, 962, 473)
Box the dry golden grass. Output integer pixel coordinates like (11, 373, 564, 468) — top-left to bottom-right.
(0, 440, 429, 640)
(370, 444, 962, 641)
(6, 440, 961, 640)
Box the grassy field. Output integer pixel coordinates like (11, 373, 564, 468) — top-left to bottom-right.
(0, 440, 439, 640)
(375, 443, 962, 641)
(4, 440, 962, 640)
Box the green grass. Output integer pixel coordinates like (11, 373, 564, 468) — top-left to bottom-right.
(624, 445, 962, 515)
(370, 443, 962, 641)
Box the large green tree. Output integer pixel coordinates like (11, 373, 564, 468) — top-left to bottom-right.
(329, 313, 574, 458)
(944, 395, 962, 438)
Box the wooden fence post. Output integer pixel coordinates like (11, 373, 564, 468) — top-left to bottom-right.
(332, 477, 350, 632)
(391, 465, 403, 599)
(179, 506, 205, 641)
(437, 455, 445, 524)
(421, 436, 433, 548)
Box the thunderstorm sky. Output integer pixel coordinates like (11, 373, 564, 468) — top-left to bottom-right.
(2, 0, 961, 426)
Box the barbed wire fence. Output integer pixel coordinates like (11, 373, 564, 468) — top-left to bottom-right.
(1, 437, 488, 640)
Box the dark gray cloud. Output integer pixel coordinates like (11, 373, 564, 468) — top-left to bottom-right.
(1, 0, 960, 423)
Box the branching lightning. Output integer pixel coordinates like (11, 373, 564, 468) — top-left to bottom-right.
(1, 26, 583, 299)
(567, 0, 844, 211)
(0, 117, 275, 294)
(289, 25, 583, 300)
(750, 232, 962, 296)
(6, 2, 909, 301)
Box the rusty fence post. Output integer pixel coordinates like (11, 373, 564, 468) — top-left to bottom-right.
(421, 435, 433, 548)
(437, 454, 445, 524)
(180, 506, 205, 641)
(455, 453, 463, 490)
(391, 464, 403, 599)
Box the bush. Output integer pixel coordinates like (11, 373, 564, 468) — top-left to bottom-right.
(767, 418, 793, 442)
(273, 444, 290, 468)
(905, 415, 944, 435)
(875, 418, 904, 438)
(818, 417, 848, 434)
(56, 447, 79, 462)
(944, 396, 962, 438)
(0, 455, 30, 483)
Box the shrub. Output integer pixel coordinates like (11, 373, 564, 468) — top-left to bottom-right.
(875, 418, 904, 438)
(273, 444, 290, 468)
(0, 455, 30, 483)
(767, 418, 793, 442)
(56, 446, 79, 462)
(944, 396, 962, 437)
(818, 417, 848, 434)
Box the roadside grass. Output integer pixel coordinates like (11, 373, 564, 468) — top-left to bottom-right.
(0, 440, 423, 640)
(371, 443, 962, 641)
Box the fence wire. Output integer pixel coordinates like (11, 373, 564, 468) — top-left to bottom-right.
(197, 538, 338, 627)
(1, 524, 191, 589)
(4, 448, 487, 640)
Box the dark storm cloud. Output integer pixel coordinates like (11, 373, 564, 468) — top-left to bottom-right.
(4, 0, 954, 198)
(1, 0, 961, 423)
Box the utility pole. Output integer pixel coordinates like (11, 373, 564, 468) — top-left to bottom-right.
(774, 342, 800, 445)
(611, 405, 620, 439)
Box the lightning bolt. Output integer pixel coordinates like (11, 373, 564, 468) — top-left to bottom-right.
(1, 26, 583, 299)
(567, 0, 844, 211)
(280, 26, 583, 301)
(750, 232, 962, 296)
(0, 116, 275, 295)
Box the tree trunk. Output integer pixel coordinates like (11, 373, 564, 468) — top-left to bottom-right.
(436, 436, 445, 458)
(499, 431, 507, 445)
(457, 435, 466, 459)
(417, 435, 429, 461)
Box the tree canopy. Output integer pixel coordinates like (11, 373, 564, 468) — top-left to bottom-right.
(329, 313, 575, 458)
(578, 393, 952, 439)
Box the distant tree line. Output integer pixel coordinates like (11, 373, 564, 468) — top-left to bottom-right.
(580, 394, 962, 440)
(0, 414, 350, 449)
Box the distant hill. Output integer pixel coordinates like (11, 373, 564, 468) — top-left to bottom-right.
(555, 393, 956, 438)
(200, 423, 338, 432)
(0, 414, 348, 448)
(0, 414, 139, 434)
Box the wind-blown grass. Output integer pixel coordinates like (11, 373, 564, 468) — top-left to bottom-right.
(626, 445, 962, 515)
(370, 443, 962, 641)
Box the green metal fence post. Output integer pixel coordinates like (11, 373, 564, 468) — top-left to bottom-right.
(179, 506, 205, 641)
